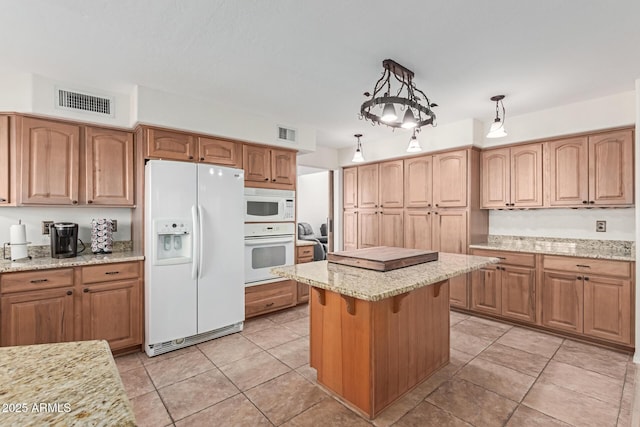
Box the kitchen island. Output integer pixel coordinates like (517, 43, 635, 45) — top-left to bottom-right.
(272, 251, 498, 418)
(0, 340, 136, 426)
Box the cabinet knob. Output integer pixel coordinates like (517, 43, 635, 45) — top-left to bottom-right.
(505, 203, 509, 206)
(584, 276, 590, 281)
(200, 157, 205, 161)
(427, 204, 431, 207)
(427, 212, 431, 215)
(577, 276, 583, 280)
(510, 203, 515, 206)
(434, 212, 439, 215)
(67, 290, 73, 296)
(435, 204, 439, 207)
(264, 177, 269, 181)
(589, 201, 595, 204)
(72, 200, 78, 205)
(272, 179, 276, 182)
(496, 266, 501, 270)
(582, 200, 588, 204)
(189, 156, 194, 160)
(88, 200, 93, 204)
(0, 198, 6, 202)
(83, 288, 89, 293)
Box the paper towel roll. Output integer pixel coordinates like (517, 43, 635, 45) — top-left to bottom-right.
(10, 223, 28, 261)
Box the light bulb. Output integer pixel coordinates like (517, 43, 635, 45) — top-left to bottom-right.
(486, 119, 507, 138)
(401, 108, 417, 129)
(380, 103, 397, 122)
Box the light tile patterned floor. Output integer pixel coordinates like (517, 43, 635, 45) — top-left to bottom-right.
(116, 305, 637, 427)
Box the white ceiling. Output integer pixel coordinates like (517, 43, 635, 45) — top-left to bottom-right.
(1, 1, 639, 149)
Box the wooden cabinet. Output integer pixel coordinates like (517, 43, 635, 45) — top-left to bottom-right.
(379, 209, 403, 247)
(197, 136, 242, 168)
(403, 210, 433, 250)
(0, 268, 76, 347)
(404, 155, 432, 208)
(433, 149, 467, 208)
(245, 280, 297, 318)
(84, 127, 134, 206)
(145, 127, 196, 161)
(481, 144, 543, 208)
(343, 167, 358, 209)
(295, 245, 314, 304)
(244, 145, 296, 189)
(541, 255, 633, 345)
(357, 164, 379, 209)
(546, 130, 633, 207)
(19, 116, 80, 205)
(0, 115, 9, 204)
(352, 208, 403, 249)
(343, 211, 358, 251)
(358, 209, 379, 248)
(432, 210, 467, 254)
(471, 266, 502, 315)
(379, 160, 403, 208)
(501, 266, 536, 322)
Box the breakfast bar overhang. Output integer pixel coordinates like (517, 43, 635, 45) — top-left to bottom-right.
(272, 251, 498, 418)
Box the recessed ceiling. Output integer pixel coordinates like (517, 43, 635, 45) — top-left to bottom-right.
(1, 1, 639, 149)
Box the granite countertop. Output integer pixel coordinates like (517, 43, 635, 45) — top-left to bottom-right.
(469, 237, 635, 262)
(272, 252, 498, 301)
(0, 251, 144, 273)
(296, 240, 318, 247)
(0, 340, 136, 426)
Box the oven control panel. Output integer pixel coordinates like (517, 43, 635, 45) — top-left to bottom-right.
(283, 199, 294, 220)
(244, 222, 295, 237)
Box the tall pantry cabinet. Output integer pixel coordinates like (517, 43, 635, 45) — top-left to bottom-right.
(343, 147, 488, 308)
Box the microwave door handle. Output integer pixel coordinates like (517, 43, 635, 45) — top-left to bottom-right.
(191, 205, 199, 279)
(197, 205, 204, 279)
(244, 237, 294, 245)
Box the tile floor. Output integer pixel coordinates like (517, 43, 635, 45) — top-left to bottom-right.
(116, 305, 637, 426)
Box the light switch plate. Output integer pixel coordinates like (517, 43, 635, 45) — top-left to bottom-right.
(42, 221, 53, 235)
(596, 220, 606, 232)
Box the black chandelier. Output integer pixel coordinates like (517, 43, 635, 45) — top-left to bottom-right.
(359, 59, 437, 130)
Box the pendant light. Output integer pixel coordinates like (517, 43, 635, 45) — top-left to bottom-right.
(487, 95, 507, 138)
(400, 107, 418, 129)
(380, 103, 397, 122)
(352, 134, 365, 163)
(406, 129, 422, 153)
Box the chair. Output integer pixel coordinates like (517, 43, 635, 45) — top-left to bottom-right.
(297, 222, 327, 260)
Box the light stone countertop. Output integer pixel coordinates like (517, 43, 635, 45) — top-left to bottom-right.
(271, 252, 499, 301)
(469, 241, 635, 261)
(0, 251, 144, 273)
(0, 340, 136, 426)
(296, 240, 318, 247)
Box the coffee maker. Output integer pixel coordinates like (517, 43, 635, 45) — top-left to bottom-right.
(50, 223, 80, 258)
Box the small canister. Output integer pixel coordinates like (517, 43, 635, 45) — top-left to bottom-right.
(91, 219, 113, 254)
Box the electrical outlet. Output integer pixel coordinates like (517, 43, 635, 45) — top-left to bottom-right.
(111, 220, 118, 232)
(596, 220, 606, 232)
(42, 221, 53, 235)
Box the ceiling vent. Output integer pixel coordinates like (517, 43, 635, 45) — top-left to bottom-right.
(56, 88, 115, 117)
(277, 126, 297, 144)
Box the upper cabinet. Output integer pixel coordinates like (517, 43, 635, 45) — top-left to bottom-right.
(0, 116, 9, 205)
(433, 149, 467, 207)
(357, 163, 379, 208)
(243, 145, 296, 190)
(404, 155, 433, 208)
(352, 160, 404, 209)
(343, 167, 358, 209)
(546, 130, 633, 207)
(145, 128, 196, 161)
(481, 143, 543, 208)
(84, 127, 134, 206)
(379, 160, 403, 208)
(198, 136, 242, 168)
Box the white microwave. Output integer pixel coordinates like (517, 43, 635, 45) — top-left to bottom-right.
(244, 188, 295, 222)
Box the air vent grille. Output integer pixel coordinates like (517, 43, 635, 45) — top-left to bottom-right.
(57, 89, 113, 116)
(278, 126, 297, 143)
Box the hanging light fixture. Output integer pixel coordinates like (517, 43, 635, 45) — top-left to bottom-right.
(360, 59, 437, 130)
(352, 133, 365, 163)
(487, 95, 507, 138)
(406, 129, 422, 153)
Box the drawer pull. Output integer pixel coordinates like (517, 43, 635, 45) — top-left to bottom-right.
(105, 271, 120, 275)
(576, 264, 591, 268)
(496, 257, 506, 260)
(66, 290, 73, 296)
(265, 302, 274, 307)
(577, 276, 583, 280)
(83, 288, 89, 293)
(30, 279, 48, 283)
(584, 276, 590, 281)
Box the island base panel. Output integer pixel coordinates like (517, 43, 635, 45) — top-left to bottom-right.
(310, 281, 450, 418)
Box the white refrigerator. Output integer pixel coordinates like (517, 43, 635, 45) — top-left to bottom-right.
(144, 160, 244, 357)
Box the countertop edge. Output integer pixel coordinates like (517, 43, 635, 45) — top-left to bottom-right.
(0, 253, 145, 273)
(468, 244, 635, 262)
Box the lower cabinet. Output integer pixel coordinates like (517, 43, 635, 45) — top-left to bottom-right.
(0, 261, 143, 351)
(245, 280, 297, 318)
(540, 271, 583, 334)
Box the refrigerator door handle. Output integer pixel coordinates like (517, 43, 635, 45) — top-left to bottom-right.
(191, 205, 199, 279)
(197, 205, 204, 279)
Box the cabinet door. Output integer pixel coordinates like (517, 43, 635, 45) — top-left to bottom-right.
(271, 149, 296, 186)
(404, 155, 432, 208)
(547, 137, 588, 206)
(0, 115, 8, 204)
(501, 266, 535, 323)
(481, 148, 510, 208)
(1, 287, 75, 346)
(343, 167, 358, 209)
(20, 117, 80, 205)
(511, 144, 543, 207)
(358, 209, 379, 248)
(541, 271, 583, 333)
(198, 137, 242, 168)
(343, 211, 358, 251)
(583, 275, 631, 344)
(379, 209, 403, 247)
(379, 160, 403, 208)
(471, 266, 501, 315)
(432, 210, 467, 254)
(81, 279, 141, 351)
(433, 149, 467, 207)
(588, 130, 633, 206)
(243, 145, 271, 183)
(84, 127, 134, 206)
(145, 128, 196, 161)
(358, 164, 379, 209)
(297, 282, 310, 304)
(449, 275, 469, 309)
(404, 210, 432, 250)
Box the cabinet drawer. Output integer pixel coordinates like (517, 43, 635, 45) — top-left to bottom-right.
(297, 245, 314, 258)
(543, 255, 631, 278)
(471, 249, 535, 267)
(298, 255, 314, 264)
(245, 280, 296, 318)
(1, 268, 74, 293)
(82, 262, 140, 284)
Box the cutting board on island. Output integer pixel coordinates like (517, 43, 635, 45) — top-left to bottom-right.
(327, 246, 438, 271)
